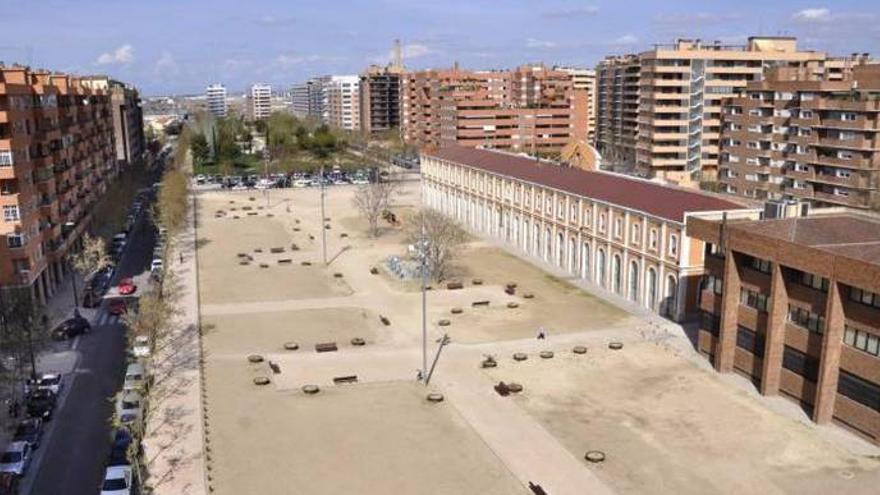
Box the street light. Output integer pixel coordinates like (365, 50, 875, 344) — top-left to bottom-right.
(320, 163, 328, 265)
(415, 234, 430, 381)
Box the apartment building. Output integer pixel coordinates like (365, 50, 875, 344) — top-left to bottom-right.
(0, 65, 119, 302)
(248, 83, 272, 120)
(359, 66, 401, 134)
(719, 64, 880, 210)
(558, 67, 597, 143)
(422, 146, 750, 321)
(404, 65, 589, 155)
(205, 83, 228, 118)
(597, 37, 864, 186)
(688, 210, 880, 444)
(324, 75, 360, 131)
(81, 76, 146, 166)
(292, 78, 329, 119)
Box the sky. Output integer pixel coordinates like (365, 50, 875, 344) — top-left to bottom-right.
(0, 0, 877, 96)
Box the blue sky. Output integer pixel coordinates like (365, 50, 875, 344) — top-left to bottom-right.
(0, 0, 877, 96)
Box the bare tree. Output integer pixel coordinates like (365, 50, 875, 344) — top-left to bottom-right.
(404, 209, 467, 282)
(352, 178, 397, 237)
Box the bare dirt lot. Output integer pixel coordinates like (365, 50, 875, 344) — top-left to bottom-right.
(485, 340, 880, 495)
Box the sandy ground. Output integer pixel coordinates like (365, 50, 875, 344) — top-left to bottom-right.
(485, 340, 880, 495)
(194, 182, 879, 495)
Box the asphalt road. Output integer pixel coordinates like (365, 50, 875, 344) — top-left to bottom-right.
(22, 164, 162, 495)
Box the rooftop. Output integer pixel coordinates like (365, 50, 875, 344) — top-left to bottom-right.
(425, 146, 748, 223)
(728, 213, 880, 267)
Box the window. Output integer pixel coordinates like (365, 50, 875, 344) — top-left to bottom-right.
(746, 255, 771, 274)
(704, 275, 723, 295)
(631, 224, 640, 244)
(700, 311, 720, 336)
(844, 326, 880, 357)
(837, 371, 880, 412)
(841, 112, 857, 122)
(798, 271, 829, 292)
(705, 242, 723, 258)
(614, 218, 622, 238)
(736, 326, 765, 357)
(6, 234, 24, 248)
(668, 235, 678, 256)
(787, 305, 825, 334)
(649, 229, 658, 250)
(782, 346, 819, 382)
(849, 287, 880, 309)
(740, 288, 769, 313)
(3, 205, 19, 222)
(598, 213, 606, 232)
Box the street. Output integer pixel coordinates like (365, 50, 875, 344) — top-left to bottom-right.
(18, 163, 163, 495)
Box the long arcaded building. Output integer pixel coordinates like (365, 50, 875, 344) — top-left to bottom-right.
(596, 37, 868, 187)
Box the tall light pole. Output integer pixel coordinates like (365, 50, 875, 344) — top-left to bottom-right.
(320, 163, 327, 265)
(418, 232, 429, 381)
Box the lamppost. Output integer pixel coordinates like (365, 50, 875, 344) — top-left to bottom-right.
(320, 163, 328, 265)
(415, 233, 429, 381)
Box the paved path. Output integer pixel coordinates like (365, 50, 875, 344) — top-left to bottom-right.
(143, 189, 206, 495)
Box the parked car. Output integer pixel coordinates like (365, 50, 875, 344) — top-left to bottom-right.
(123, 363, 147, 392)
(107, 428, 133, 467)
(109, 300, 128, 316)
(100, 465, 132, 495)
(31, 373, 63, 395)
(26, 389, 56, 420)
(12, 418, 43, 449)
(0, 442, 32, 477)
(117, 278, 137, 296)
(150, 259, 163, 273)
(115, 391, 143, 426)
(131, 336, 150, 359)
(51, 316, 91, 340)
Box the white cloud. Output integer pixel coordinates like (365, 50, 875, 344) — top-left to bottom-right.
(613, 34, 639, 45)
(95, 44, 134, 65)
(654, 12, 742, 24)
(542, 6, 599, 18)
(526, 38, 557, 49)
(793, 7, 831, 21)
(276, 54, 325, 66)
(255, 15, 296, 26)
(154, 51, 178, 75)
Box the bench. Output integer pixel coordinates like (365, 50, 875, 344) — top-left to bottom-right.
(277, 259, 292, 264)
(333, 375, 358, 384)
(270, 247, 284, 254)
(315, 342, 338, 353)
(472, 300, 490, 307)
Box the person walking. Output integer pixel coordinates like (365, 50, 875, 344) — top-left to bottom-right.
(179, 252, 184, 264)
(537, 327, 546, 340)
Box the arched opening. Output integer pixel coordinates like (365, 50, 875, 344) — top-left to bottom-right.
(534, 224, 541, 257)
(612, 254, 622, 294)
(628, 261, 639, 302)
(646, 268, 658, 310)
(557, 232, 564, 267)
(597, 249, 607, 288)
(523, 219, 530, 253)
(663, 275, 678, 318)
(544, 228, 552, 262)
(569, 237, 577, 274)
(581, 243, 591, 279)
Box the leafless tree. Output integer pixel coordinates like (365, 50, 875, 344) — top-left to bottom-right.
(352, 177, 397, 237)
(404, 209, 467, 282)
(69, 234, 110, 281)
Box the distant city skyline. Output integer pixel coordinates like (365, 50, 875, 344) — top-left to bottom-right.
(0, 0, 876, 96)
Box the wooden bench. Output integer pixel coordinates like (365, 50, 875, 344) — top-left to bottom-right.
(472, 300, 490, 307)
(333, 375, 358, 384)
(315, 342, 338, 353)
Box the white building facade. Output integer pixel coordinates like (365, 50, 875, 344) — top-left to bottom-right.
(249, 83, 271, 120)
(205, 83, 228, 118)
(421, 147, 752, 321)
(325, 75, 360, 130)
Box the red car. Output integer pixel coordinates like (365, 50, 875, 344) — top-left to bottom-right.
(109, 300, 127, 316)
(117, 278, 137, 296)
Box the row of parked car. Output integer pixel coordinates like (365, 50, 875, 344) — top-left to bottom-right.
(195, 167, 375, 190)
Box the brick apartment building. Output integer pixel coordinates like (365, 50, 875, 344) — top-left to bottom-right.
(596, 37, 866, 187)
(403, 65, 590, 155)
(719, 64, 879, 210)
(0, 65, 131, 302)
(688, 211, 880, 443)
(81, 76, 146, 166)
(421, 146, 750, 321)
(359, 66, 401, 134)
(324, 75, 360, 131)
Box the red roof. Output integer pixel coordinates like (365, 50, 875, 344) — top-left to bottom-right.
(426, 147, 747, 223)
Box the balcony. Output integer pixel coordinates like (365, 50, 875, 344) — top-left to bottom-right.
(0, 149, 13, 167)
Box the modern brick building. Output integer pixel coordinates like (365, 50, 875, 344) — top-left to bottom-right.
(324, 75, 360, 131)
(81, 76, 146, 166)
(291, 76, 329, 120)
(719, 64, 879, 209)
(688, 210, 880, 444)
(558, 67, 597, 143)
(403, 65, 589, 155)
(0, 65, 120, 301)
(596, 37, 866, 186)
(359, 66, 401, 134)
(421, 146, 750, 320)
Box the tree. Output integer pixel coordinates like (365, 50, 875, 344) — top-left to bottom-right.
(189, 133, 210, 165)
(69, 234, 110, 282)
(352, 178, 397, 237)
(404, 209, 468, 282)
(0, 288, 49, 383)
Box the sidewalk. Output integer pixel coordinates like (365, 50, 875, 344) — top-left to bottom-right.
(142, 189, 206, 495)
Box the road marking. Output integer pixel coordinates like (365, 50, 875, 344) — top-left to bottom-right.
(71, 335, 80, 351)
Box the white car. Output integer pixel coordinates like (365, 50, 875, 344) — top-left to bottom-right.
(0, 441, 32, 476)
(116, 391, 144, 425)
(150, 259, 163, 272)
(27, 373, 63, 396)
(292, 179, 309, 188)
(132, 335, 151, 358)
(100, 465, 132, 495)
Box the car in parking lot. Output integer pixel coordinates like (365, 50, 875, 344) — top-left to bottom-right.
(131, 336, 151, 359)
(107, 428, 133, 467)
(150, 259, 163, 273)
(115, 391, 144, 426)
(51, 316, 92, 340)
(100, 465, 132, 495)
(123, 363, 147, 392)
(0, 442, 32, 477)
(12, 419, 43, 449)
(26, 389, 56, 420)
(27, 373, 63, 396)
(117, 278, 137, 296)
